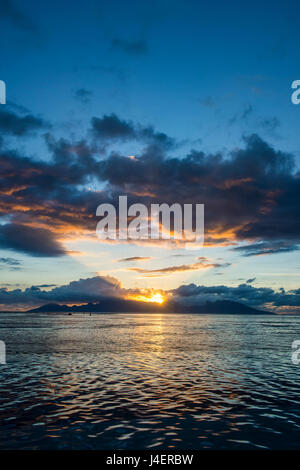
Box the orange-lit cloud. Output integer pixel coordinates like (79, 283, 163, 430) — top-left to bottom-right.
(127, 258, 229, 277)
(128, 292, 165, 304)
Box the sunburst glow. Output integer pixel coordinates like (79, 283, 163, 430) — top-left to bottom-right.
(148, 293, 165, 304)
(129, 292, 165, 304)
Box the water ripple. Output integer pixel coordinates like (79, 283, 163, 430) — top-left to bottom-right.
(0, 313, 299, 449)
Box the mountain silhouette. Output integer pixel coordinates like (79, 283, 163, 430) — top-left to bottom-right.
(28, 298, 270, 314)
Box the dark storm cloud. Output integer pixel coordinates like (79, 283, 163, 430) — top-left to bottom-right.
(92, 113, 135, 140)
(0, 109, 299, 257)
(172, 282, 300, 310)
(111, 38, 148, 55)
(96, 133, 300, 248)
(0, 275, 123, 307)
(0, 224, 66, 257)
(0, 108, 48, 135)
(91, 113, 175, 149)
(44, 275, 123, 302)
(0, 136, 112, 257)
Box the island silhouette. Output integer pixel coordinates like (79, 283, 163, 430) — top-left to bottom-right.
(27, 298, 270, 314)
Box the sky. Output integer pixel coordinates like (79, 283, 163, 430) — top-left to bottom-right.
(0, 0, 300, 312)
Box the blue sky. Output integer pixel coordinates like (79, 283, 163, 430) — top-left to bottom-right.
(0, 0, 300, 312)
(2, 0, 300, 152)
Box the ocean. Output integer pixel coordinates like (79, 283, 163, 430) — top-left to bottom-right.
(0, 312, 299, 449)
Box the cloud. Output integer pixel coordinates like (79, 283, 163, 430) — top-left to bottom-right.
(44, 275, 123, 302)
(0, 0, 37, 31)
(0, 108, 48, 136)
(111, 38, 148, 55)
(91, 113, 175, 149)
(92, 113, 135, 140)
(229, 104, 253, 125)
(95, 134, 299, 249)
(35, 284, 57, 288)
(6, 101, 30, 114)
(0, 224, 67, 257)
(198, 96, 216, 108)
(128, 259, 226, 276)
(117, 256, 152, 262)
(233, 241, 299, 257)
(0, 257, 20, 266)
(241, 104, 253, 120)
(172, 282, 300, 313)
(0, 275, 299, 313)
(258, 116, 281, 138)
(0, 275, 123, 308)
(74, 88, 93, 104)
(0, 112, 299, 257)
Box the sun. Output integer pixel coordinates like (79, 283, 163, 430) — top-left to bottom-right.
(148, 293, 165, 304)
(129, 292, 165, 304)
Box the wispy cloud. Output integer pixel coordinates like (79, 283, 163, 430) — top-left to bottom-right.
(74, 88, 93, 104)
(111, 38, 148, 55)
(0, 257, 21, 266)
(233, 241, 299, 257)
(128, 259, 227, 277)
(117, 256, 152, 262)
